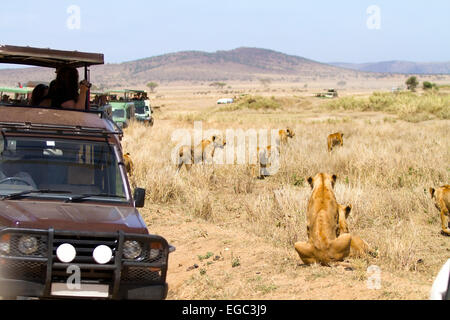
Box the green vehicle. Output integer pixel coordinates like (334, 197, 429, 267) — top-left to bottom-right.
(128, 90, 154, 126)
(90, 91, 113, 119)
(107, 90, 136, 129)
(0, 87, 33, 104)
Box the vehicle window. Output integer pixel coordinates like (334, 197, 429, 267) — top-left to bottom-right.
(135, 105, 145, 114)
(113, 109, 125, 118)
(0, 137, 126, 199)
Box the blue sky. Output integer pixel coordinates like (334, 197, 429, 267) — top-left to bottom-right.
(1, 0, 449, 65)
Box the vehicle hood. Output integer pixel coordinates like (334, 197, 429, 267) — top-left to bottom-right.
(0, 200, 148, 234)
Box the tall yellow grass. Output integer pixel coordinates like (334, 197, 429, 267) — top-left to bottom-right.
(123, 114, 449, 274)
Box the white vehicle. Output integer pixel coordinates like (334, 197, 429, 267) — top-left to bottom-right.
(217, 98, 234, 104)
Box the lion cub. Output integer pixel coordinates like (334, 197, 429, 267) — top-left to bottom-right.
(278, 128, 295, 144)
(336, 204, 371, 256)
(327, 132, 344, 152)
(250, 145, 279, 179)
(429, 185, 450, 236)
(123, 152, 134, 176)
(176, 135, 226, 171)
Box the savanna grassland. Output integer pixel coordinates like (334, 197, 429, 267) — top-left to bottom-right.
(122, 84, 449, 299)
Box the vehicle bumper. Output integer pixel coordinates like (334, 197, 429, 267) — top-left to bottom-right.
(136, 117, 151, 122)
(0, 279, 168, 300)
(0, 228, 172, 300)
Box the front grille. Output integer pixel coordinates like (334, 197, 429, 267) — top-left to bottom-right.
(140, 246, 165, 264)
(53, 235, 118, 265)
(51, 234, 118, 283)
(0, 228, 170, 298)
(121, 267, 162, 283)
(0, 260, 46, 282)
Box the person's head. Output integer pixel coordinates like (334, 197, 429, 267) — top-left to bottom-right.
(99, 95, 107, 106)
(1, 95, 9, 102)
(31, 84, 49, 106)
(47, 80, 57, 96)
(55, 66, 79, 100)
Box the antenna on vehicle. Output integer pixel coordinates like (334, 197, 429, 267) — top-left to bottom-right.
(84, 63, 90, 111)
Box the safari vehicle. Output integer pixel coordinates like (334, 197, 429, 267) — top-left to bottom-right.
(0, 87, 33, 104)
(0, 45, 173, 300)
(129, 90, 154, 126)
(107, 90, 136, 129)
(90, 91, 113, 119)
(314, 88, 338, 98)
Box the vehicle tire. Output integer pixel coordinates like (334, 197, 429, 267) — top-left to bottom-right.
(149, 118, 154, 126)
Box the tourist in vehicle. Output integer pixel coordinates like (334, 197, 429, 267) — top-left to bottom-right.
(51, 66, 91, 110)
(30, 84, 49, 106)
(37, 80, 56, 107)
(1, 95, 9, 103)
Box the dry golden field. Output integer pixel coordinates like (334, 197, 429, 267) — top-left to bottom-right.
(122, 83, 449, 300)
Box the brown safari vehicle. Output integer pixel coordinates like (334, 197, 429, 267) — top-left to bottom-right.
(0, 45, 174, 300)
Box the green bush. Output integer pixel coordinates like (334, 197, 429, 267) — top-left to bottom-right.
(218, 95, 281, 112)
(422, 81, 438, 90)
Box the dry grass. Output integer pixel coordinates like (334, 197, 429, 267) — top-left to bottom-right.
(121, 87, 449, 299)
(324, 91, 450, 122)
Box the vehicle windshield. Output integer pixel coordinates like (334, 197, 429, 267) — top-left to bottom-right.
(135, 105, 145, 114)
(112, 109, 125, 118)
(0, 136, 127, 201)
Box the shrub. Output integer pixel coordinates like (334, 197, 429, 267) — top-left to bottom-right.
(422, 81, 438, 90)
(406, 76, 419, 91)
(217, 95, 281, 112)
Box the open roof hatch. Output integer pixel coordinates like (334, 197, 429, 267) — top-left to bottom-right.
(0, 45, 104, 68)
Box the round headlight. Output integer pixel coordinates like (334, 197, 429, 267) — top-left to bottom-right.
(123, 240, 142, 260)
(18, 236, 39, 255)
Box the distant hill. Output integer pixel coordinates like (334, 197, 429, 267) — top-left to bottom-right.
(330, 61, 450, 74)
(0, 47, 366, 87)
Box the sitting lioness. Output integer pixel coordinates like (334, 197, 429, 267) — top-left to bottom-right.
(176, 135, 226, 171)
(429, 185, 450, 236)
(327, 132, 344, 152)
(294, 173, 352, 265)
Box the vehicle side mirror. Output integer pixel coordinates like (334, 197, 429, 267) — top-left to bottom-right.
(133, 188, 146, 208)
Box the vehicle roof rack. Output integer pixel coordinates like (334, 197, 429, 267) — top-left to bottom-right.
(0, 45, 104, 68)
(0, 121, 122, 139)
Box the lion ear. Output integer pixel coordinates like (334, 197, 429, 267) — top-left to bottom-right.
(345, 205, 352, 218)
(341, 133, 344, 137)
(429, 188, 435, 198)
(307, 177, 314, 188)
(212, 135, 216, 141)
(331, 174, 337, 187)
